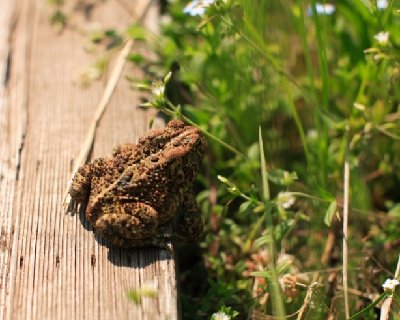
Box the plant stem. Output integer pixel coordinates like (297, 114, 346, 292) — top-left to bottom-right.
(343, 123, 350, 319)
(286, 92, 310, 164)
(310, 0, 329, 188)
(259, 127, 286, 319)
(310, 0, 329, 110)
(295, 0, 317, 102)
(376, 125, 400, 140)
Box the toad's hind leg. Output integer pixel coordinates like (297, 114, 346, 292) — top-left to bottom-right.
(94, 202, 159, 247)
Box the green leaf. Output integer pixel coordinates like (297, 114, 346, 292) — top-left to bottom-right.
(388, 204, 400, 216)
(253, 204, 265, 213)
(238, 200, 252, 214)
(254, 233, 273, 248)
(276, 260, 292, 275)
(50, 10, 67, 28)
(127, 286, 157, 305)
(127, 24, 146, 40)
(250, 270, 272, 278)
(349, 132, 362, 150)
(127, 290, 141, 304)
(316, 184, 335, 201)
(126, 53, 145, 64)
(348, 292, 388, 319)
(268, 169, 298, 186)
(324, 200, 337, 227)
(104, 29, 119, 38)
(247, 143, 260, 160)
(258, 127, 270, 200)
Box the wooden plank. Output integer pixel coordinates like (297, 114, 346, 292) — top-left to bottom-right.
(0, 0, 178, 319)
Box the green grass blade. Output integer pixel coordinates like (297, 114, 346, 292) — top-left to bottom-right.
(310, 0, 329, 110)
(259, 126, 270, 201)
(259, 127, 285, 318)
(348, 292, 388, 319)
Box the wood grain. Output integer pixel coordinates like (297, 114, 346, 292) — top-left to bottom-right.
(0, 1, 178, 319)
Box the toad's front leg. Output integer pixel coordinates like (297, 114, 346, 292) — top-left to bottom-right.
(69, 163, 92, 203)
(176, 192, 203, 242)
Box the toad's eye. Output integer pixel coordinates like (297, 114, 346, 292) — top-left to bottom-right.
(123, 170, 133, 180)
(172, 140, 181, 147)
(143, 147, 150, 155)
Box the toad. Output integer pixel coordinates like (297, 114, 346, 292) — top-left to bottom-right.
(69, 119, 206, 247)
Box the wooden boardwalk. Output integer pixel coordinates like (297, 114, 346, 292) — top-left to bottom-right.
(0, 0, 178, 319)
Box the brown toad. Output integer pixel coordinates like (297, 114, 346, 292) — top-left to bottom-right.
(69, 119, 206, 247)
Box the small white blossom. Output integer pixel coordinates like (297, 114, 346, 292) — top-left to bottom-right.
(183, 0, 215, 16)
(211, 311, 230, 320)
(374, 31, 389, 45)
(160, 14, 172, 25)
(217, 175, 229, 184)
(308, 3, 336, 16)
(307, 129, 318, 140)
(377, 0, 388, 10)
(277, 192, 296, 209)
(151, 81, 165, 99)
(354, 102, 366, 111)
(374, 53, 385, 61)
(382, 278, 399, 293)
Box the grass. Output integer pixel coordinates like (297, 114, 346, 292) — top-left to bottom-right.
(143, 1, 400, 319)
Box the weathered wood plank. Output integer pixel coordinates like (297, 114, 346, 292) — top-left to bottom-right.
(0, 1, 178, 319)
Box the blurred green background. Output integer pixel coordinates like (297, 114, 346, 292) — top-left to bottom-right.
(148, 1, 400, 318)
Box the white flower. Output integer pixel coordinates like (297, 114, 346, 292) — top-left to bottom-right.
(217, 175, 229, 184)
(211, 311, 230, 320)
(308, 3, 336, 16)
(151, 81, 165, 99)
(183, 0, 216, 16)
(374, 31, 389, 45)
(277, 192, 296, 209)
(353, 102, 366, 111)
(377, 0, 388, 10)
(307, 129, 318, 140)
(160, 14, 172, 25)
(382, 278, 399, 293)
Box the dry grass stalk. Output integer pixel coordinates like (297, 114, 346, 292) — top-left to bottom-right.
(343, 124, 350, 319)
(63, 0, 154, 206)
